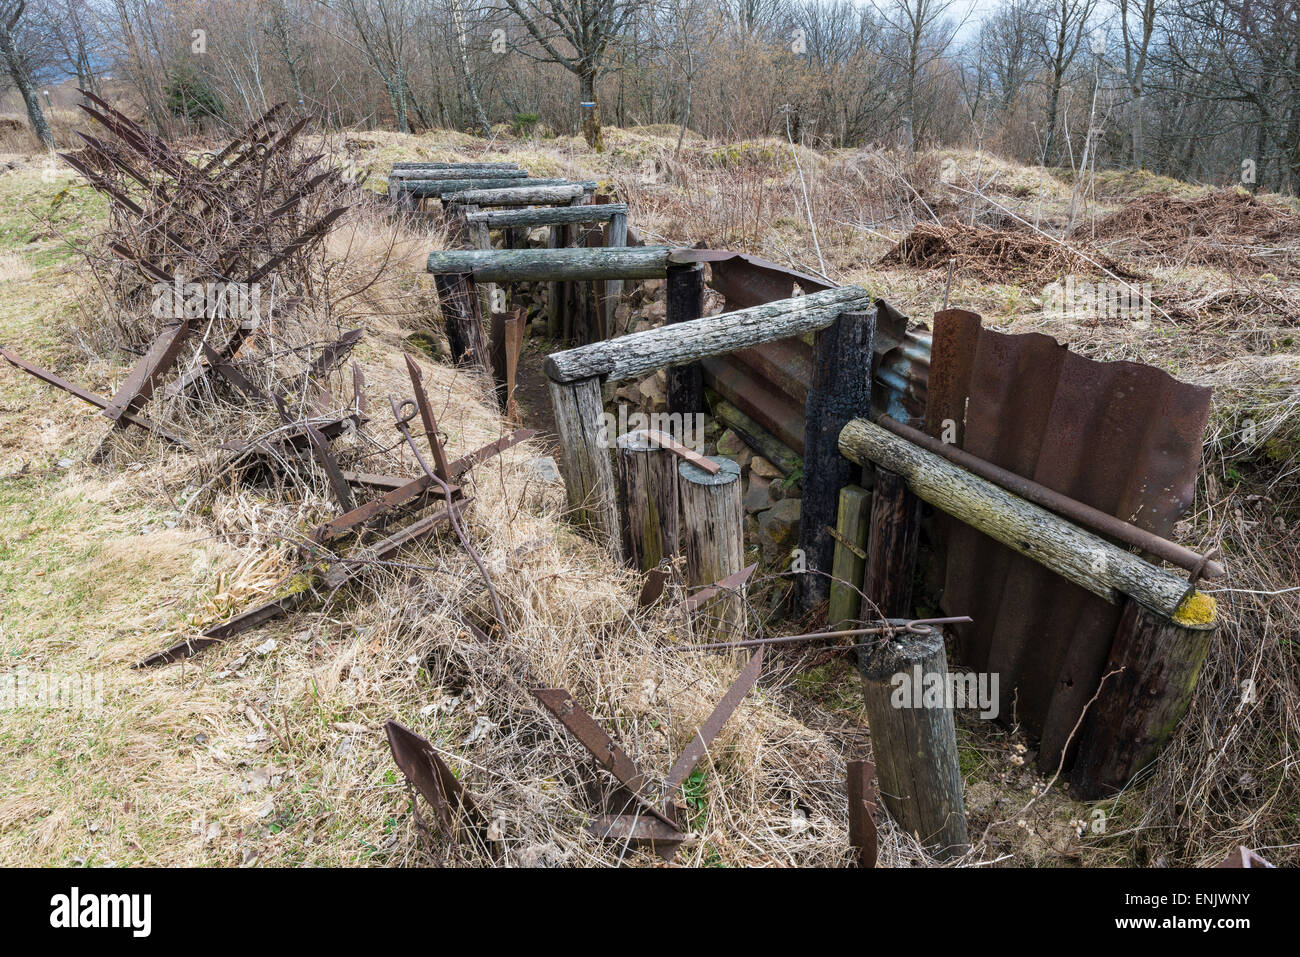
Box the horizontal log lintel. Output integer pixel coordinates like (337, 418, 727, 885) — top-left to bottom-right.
(545, 286, 874, 384)
(465, 203, 628, 229)
(393, 177, 569, 196)
(427, 245, 672, 282)
(443, 183, 588, 206)
(837, 418, 1199, 619)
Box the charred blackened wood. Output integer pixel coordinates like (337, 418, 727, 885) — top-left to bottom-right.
(664, 262, 705, 415)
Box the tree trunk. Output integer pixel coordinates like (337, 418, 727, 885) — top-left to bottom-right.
(0, 22, 54, 148)
(580, 67, 604, 152)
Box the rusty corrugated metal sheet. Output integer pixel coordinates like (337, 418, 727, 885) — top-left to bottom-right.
(924, 309, 1212, 768)
(700, 255, 929, 453)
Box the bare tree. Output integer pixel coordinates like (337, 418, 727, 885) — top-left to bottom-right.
(879, 0, 960, 151)
(1033, 0, 1095, 164)
(1117, 0, 1160, 167)
(500, 0, 642, 149)
(0, 0, 53, 146)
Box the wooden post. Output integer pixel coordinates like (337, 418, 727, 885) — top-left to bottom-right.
(1069, 599, 1217, 798)
(828, 485, 872, 629)
(433, 272, 491, 372)
(863, 468, 921, 620)
(615, 430, 681, 571)
(664, 262, 705, 417)
(797, 308, 875, 613)
(547, 374, 622, 561)
(678, 456, 744, 631)
(606, 210, 629, 336)
(858, 626, 969, 858)
(547, 225, 563, 339)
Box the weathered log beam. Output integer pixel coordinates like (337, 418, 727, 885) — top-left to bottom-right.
(838, 418, 1198, 619)
(547, 286, 873, 385)
(428, 246, 673, 283)
(464, 203, 628, 229)
(392, 161, 520, 170)
(389, 167, 526, 181)
(709, 396, 801, 476)
(441, 184, 595, 206)
(394, 177, 569, 197)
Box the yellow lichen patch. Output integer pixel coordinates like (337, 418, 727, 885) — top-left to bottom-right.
(1173, 590, 1218, 626)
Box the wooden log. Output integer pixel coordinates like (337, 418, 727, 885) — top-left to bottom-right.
(428, 246, 673, 283)
(863, 468, 921, 619)
(444, 183, 586, 206)
(547, 375, 622, 560)
(664, 262, 705, 415)
(389, 167, 526, 180)
(858, 626, 969, 858)
(838, 418, 1197, 619)
(464, 203, 628, 229)
(605, 210, 630, 336)
(396, 177, 569, 197)
(546, 286, 873, 384)
(392, 161, 520, 170)
(797, 308, 876, 613)
(1069, 599, 1217, 798)
(433, 272, 490, 372)
(615, 430, 681, 571)
(678, 456, 744, 632)
(710, 396, 801, 476)
(828, 485, 872, 630)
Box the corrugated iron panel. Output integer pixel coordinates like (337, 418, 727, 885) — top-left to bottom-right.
(925, 309, 1212, 768)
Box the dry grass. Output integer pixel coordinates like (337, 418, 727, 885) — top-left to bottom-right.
(2, 124, 1297, 868)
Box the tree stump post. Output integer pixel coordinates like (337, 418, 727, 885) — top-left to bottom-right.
(862, 467, 921, 620)
(678, 456, 744, 631)
(797, 308, 875, 613)
(859, 627, 969, 858)
(547, 374, 622, 561)
(1069, 599, 1218, 798)
(664, 261, 705, 418)
(615, 430, 681, 571)
(828, 484, 872, 629)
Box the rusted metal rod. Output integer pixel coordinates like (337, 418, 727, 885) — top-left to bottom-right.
(680, 617, 973, 651)
(877, 414, 1225, 580)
